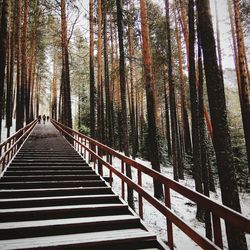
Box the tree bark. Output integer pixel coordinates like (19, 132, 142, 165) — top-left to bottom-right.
(188, 0, 204, 220)
(21, 0, 28, 125)
(140, 0, 164, 199)
(116, 0, 135, 208)
(0, 0, 9, 141)
(165, 0, 182, 181)
(128, 1, 137, 159)
(196, 1, 247, 249)
(103, 0, 113, 151)
(6, 1, 14, 138)
(60, 0, 72, 128)
(89, 0, 95, 139)
(52, 48, 58, 120)
(174, 0, 192, 156)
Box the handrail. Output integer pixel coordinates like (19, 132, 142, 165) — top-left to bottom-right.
(51, 119, 250, 250)
(0, 120, 37, 172)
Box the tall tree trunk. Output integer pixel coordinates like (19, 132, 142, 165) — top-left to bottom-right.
(0, 0, 9, 141)
(109, 13, 115, 151)
(52, 48, 58, 120)
(128, 1, 137, 159)
(233, 0, 250, 175)
(103, 0, 112, 151)
(89, 0, 95, 139)
(164, 77, 172, 158)
(174, 0, 192, 156)
(36, 73, 40, 118)
(116, 0, 135, 208)
(22, 0, 28, 124)
(114, 24, 122, 151)
(60, 0, 72, 128)
(196, 1, 247, 249)
(139, 0, 164, 199)
(165, 0, 182, 181)
(30, 59, 36, 121)
(16, 0, 23, 131)
(6, 1, 14, 137)
(197, 30, 212, 240)
(27, 25, 36, 123)
(97, 0, 104, 174)
(188, 0, 204, 220)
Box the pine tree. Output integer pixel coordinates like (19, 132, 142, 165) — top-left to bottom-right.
(196, 0, 247, 248)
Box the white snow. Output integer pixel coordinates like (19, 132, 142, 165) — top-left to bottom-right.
(0, 119, 16, 143)
(90, 154, 250, 250)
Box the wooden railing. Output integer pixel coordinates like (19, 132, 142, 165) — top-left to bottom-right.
(0, 120, 37, 172)
(51, 119, 250, 250)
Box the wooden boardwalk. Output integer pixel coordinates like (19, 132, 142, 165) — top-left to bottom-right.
(0, 122, 166, 249)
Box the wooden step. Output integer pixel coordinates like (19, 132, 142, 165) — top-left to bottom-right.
(0, 214, 141, 240)
(0, 180, 106, 189)
(0, 204, 131, 222)
(6, 166, 92, 171)
(1, 175, 101, 182)
(10, 162, 89, 166)
(15, 154, 83, 161)
(0, 187, 113, 199)
(0, 228, 160, 250)
(0, 194, 120, 209)
(4, 170, 95, 176)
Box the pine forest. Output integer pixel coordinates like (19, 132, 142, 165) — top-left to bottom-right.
(0, 0, 249, 249)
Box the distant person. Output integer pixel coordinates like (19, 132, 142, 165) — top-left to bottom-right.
(38, 115, 41, 124)
(47, 116, 50, 122)
(42, 114, 46, 124)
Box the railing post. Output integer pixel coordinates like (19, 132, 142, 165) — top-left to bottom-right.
(137, 169, 143, 219)
(84, 138, 86, 160)
(80, 137, 83, 156)
(164, 184, 174, 250)
(98, 146, 103, 176)
(109, 169, 113, 187)
(121, 160, 125, 200)
(212, 213, 223, 248)
(94, 156, 96, 170)
(77, 134, 80, 152)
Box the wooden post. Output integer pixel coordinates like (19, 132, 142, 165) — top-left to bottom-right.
(138, 169, 143, 219)
(212, 213, 223, 248)
(165, 184, 173, 250)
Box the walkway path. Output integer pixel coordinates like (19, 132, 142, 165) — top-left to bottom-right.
(0, 122, 166, 249)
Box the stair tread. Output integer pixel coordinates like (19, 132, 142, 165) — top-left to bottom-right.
(0, 203, 126, 213)
(0, 214, 138, 229)
(0, 194, 117, 202)
(0, 228, 155, 250)
(0, 187, 111, 192)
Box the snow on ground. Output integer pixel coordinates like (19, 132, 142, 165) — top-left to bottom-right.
(90, 154, 250, 250)
(0, 120, 16, 143)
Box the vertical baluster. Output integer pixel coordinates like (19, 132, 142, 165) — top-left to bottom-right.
(137, 169, 143, 219)
(84, 138, 86, 159)
(77, 134, 79, 152)
(80, 137, 83, 155)
(109, 168, 113, 187)
(94, 156, 96, 170)
(212, 213, 223, 248)
(121, 160, 125, 200)
(165, 184, 173, 250)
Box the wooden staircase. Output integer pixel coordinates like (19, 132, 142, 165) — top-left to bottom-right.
(0, 123, 166, 250)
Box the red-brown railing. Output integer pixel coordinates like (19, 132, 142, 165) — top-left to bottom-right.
(51, 119, 250, 250)
(0, 120, 37, 172)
